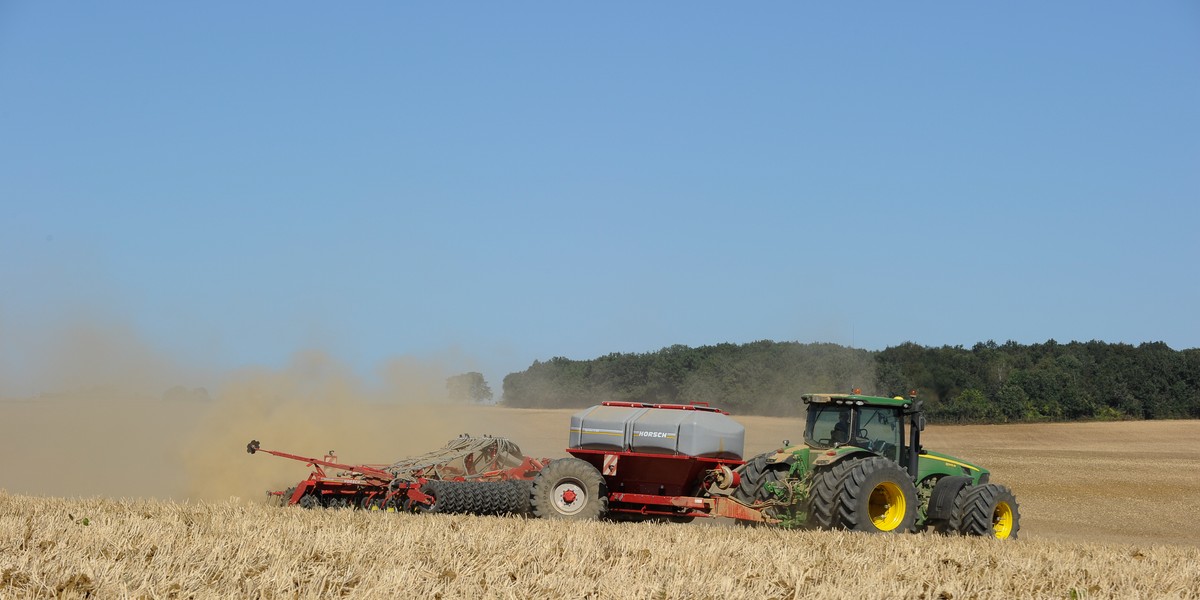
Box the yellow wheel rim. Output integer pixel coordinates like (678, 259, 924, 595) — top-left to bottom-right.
(993, 501, 1014, 539)
(868, 481, 906, 531)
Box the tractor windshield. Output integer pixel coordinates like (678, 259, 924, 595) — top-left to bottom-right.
(856, 406, 902, 462)
(805, 403, 902, 460)
(804, 404, 853, 449)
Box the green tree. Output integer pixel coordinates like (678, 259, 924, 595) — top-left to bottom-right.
(446, 372, 493, 403)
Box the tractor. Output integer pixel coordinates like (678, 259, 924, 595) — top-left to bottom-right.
(732, 391, 1020, 538)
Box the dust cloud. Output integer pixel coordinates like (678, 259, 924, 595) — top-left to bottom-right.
(181, 351, 471, 501)
(0, 320, 515, 502)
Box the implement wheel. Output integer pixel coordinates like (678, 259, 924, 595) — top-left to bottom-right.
(833, 456, 917, 533)
(530, 458, 608, 520)
(950, 483, 1021, 539)
(278, 487, 297, 507)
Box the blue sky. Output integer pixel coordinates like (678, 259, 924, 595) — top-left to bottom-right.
(2, 2, 1198, 396)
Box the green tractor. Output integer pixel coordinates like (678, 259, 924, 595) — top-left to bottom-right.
(734, 391, 1020, 539)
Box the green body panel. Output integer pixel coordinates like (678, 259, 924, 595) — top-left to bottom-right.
(802, 393, 912, 409)
(916, 449, 989, 485)
(766, 445, 986, 485)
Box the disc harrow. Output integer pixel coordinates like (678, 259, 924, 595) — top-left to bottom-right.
(248, 435, 548, 517)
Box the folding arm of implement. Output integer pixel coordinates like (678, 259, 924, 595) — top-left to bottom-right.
(246, 440, 393, 484)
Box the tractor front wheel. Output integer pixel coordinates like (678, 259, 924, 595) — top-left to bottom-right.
(950, 483, 1020, 539)
(530, 458, 608, 520)
(832, 456, 918, 533)
(808, 462, 852, 529)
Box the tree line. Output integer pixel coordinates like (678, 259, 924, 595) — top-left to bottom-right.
(499, 340, 1200, 423)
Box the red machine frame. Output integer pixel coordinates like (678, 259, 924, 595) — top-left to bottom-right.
(248, 401, 776, 524)
(564, 401, 775, 524)
(246, 440, 547, 511)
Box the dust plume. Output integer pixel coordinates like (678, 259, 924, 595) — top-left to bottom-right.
(0, 318, 217, 499)
(0, 317, 514, 502)
(181, 350, 476, 501)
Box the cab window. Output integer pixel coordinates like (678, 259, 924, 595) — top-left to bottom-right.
(856, 407, 901, 461)
(804, 404, 853, 449)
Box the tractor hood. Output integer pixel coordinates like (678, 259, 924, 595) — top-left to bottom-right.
(918, 450, 988, 478)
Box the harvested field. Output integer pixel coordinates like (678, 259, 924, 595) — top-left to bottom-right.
(2, 492, 1198, 599)
(3, 399, 1199, 598)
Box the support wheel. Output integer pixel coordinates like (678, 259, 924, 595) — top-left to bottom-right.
(832, 456, 918, 533)
(950, 483, 1020, 539)
(530, 458, 608, 520)
(278, 487, 297, 507)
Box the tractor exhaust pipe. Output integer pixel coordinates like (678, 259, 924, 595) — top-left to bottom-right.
(907, 392, 922, 480)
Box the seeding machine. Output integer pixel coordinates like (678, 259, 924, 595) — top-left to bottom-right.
(246, 435, 547, 515)
(249, 391, 1021, 538)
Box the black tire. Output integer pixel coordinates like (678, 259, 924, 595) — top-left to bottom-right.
(504, 480, 533, 515)
(423, 480, 477, 514)
(297, 494, 320, 510)
(530, 458, 608, 520)
(278, 487, 297, 507)
(732, 454, 776, 504)
(732, 453, 789, 522)
(807, 460, 856, 529)
(421, 480, 532, 516)
(416, 480, 444, 513)
(923, 475, 973, 534)
(831, 456, 918, 533)
(360, 495, 386, 511)
(949, 483, 1020, 539)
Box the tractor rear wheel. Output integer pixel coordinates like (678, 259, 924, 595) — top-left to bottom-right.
(832, 456, 918, 533)
(530, 458, 608, 520)
(732, 453, 789, 522)
(950, 483, 1020, 539)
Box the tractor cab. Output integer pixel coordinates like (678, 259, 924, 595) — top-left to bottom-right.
(802, 392, 912, 466)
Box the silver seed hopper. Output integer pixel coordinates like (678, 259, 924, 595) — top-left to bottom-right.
(568, 401, 744, 460)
